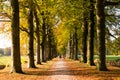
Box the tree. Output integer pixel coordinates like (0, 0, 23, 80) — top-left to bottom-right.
(27, 0, 36, 68)
(34, 8, 41, 64)
(74, 26, 78, 60)
(41, 11, 47, 62)
(81, 0, 89, 63)
(87, 0, 95, 66)
(10, 0, 23, 73)
(96, 0, 108, 71)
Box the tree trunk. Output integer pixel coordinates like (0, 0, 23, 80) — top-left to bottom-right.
(74, 27, 78, 60)
(34, 9, 41, 64)
(69, 33, 72, 59)
(72, 34, 75, 59)
(48, 29, 52, 60)
(41, 15, 46, 62)
(28, 0, 36, 68)
(81, 0, 88, 63)
(81, 16, 88, 63)
(10, 0, 23, 73)
(87, 0, 95, 66)
(96, 0, 108, 71)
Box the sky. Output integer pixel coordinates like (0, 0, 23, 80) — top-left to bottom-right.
(0, 16, 11, 48)
(0, 33, 11, 48)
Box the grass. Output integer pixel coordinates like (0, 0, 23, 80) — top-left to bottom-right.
(106, 55, 120, 61)
(0, 55, 28, 65)
(0, 56, 11, 65)
(0, 55, 120, 65)
(94, 55, 120, 61)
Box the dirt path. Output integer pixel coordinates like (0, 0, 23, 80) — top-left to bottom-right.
(42, 58, 77, 80)
(41, 58, 120, 80)
(0, 58, 120, 80)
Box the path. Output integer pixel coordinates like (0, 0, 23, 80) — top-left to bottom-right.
(42, 58, 77, 80)
(0, 58, 120, 80)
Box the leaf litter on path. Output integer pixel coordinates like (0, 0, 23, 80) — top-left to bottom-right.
(0, 58, 120, 80)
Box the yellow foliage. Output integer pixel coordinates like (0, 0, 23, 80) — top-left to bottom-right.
(53, 22, 69, 53)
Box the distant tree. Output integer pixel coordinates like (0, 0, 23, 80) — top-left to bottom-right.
(74, 26, 78, 60)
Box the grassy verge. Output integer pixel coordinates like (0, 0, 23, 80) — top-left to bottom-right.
(0, 55, 28, 65)
(94, 55, 120, 61)
(0, 56, 11, 65)
(0, 55, 119, 65)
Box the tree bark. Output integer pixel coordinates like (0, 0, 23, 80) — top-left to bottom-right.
(81, 16, 88, 63)
(48, 28, 52, 60)
(81, 0, 88, 63)
(72, 34, 75, 59)
(28, 0, 36, 68)
(87, 0, 95, 66)
(69, 32, 72, 59)
(96, 0, 108, 71)
(41, 14, 46, 62)
(34, 9, 41, 64)
(74, 27, 78, 60)
(10, 0, 23, 73)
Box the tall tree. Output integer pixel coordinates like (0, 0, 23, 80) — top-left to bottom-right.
(69, 32, 72, 59)
(28, 0, 36, 68)
(96, 0, 108, 71)
(81, 0, 89, 63)
(41, 11, 46, 62)
(34, 8, 41, 64)
(87, 0, 95, 66)
(10, 0, 23, 73)
(74, 26, 78, 60)
(48, 28, 53, 60)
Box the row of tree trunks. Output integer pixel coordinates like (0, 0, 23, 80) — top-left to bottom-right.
(41, 10, 58, 62)
(81, 0, 108, 71)
(69, 27, 78, 60)
(10, 0, 111, 73)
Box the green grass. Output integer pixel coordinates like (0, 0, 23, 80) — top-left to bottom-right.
(94, 55, 120, 61)
(0, 55, 120, 65)
(0, 56, 11, 65)
(106, 55, 120, 61)
(0, 55, 28, 65)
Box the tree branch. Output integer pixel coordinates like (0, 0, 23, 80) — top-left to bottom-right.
(20, 26, 29, 33)
(0, 20, 11, 22)
(0, 12, 12, 19)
